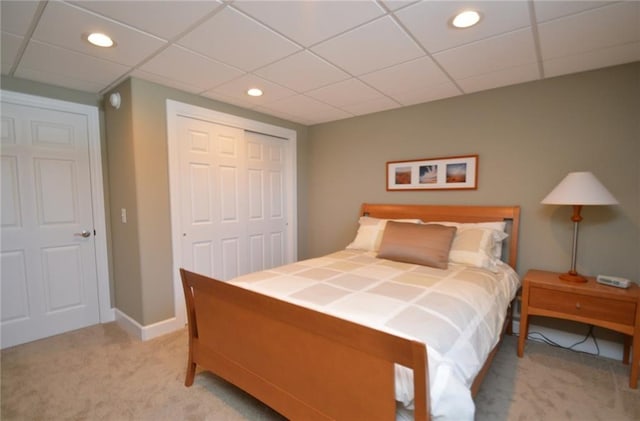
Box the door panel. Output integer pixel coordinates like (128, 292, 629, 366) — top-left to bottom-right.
(35, 158, 78, 224)
(0, 251, 29, 322)
(0, 101, 100, 348)
(1, 156, 21, 228)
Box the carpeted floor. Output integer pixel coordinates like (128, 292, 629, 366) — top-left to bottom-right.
(1, 322, 638, 420)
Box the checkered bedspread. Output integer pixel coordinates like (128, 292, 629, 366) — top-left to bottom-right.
(229, 249, 520, 421)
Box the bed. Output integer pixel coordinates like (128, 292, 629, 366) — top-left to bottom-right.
(180, 203, 521, 420)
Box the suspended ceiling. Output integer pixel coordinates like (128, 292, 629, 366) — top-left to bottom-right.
(1, 0, 638, 125)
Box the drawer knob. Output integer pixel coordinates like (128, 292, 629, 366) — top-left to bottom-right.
(575, 302, 581, 309)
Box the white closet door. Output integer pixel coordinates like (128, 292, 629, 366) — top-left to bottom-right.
(178, 117, 246, 280)
(1, 102, 100, 348)
(178, 117, 289, 280)
(245, 131, 288, 272)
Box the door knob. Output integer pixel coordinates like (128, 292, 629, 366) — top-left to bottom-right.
(74, 230, 91, 238)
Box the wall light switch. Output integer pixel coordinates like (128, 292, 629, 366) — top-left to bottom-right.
(121, 208, 127, 223)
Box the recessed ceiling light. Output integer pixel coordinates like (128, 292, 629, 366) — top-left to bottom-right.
(247, 88, 263, 97)
(452, 10, 481, 29)
(85, 32, 115, 48)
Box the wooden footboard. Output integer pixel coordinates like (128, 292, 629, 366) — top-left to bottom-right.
(181, 268, 430, 421)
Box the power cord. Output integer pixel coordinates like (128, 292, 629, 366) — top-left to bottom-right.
(525, 324, 601, 357)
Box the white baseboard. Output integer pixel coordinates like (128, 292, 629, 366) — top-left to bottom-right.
(114, 309, 184, 341)
(512, 320, 624, 361)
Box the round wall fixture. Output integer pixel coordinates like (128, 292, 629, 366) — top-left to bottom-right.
(109, 92, 121, 109)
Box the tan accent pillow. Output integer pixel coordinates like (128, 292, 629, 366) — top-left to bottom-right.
(377, 222, 457, 269)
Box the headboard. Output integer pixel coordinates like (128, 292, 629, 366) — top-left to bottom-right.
(360, 203, 521, 270)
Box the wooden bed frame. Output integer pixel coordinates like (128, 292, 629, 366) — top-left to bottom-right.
(180, 204, 521, 421)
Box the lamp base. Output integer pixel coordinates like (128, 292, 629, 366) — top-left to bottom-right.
(559, 272, 588, 283)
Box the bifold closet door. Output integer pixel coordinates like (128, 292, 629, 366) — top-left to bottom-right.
(245, 130, 288, 272)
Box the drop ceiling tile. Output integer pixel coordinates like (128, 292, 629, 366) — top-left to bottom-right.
(138, 45, 244, 92)
(533, 1, 614, 23)
(201, 90, 261, 111)
(538, 2, 640, 60)
(394, 0, 531, 53)
(177, 7, 300, 72)
(544, 42, 640, 78)
(306, 78, 385, 108)
(130, 69, 203, 94)
(360, 56, 451, 97)
(311, 16, 424, 76)
(70, 0, 224, 40)
(434, 28, 537, 80)
(261, 94, 352, 124)
(253, 105, 307, 124)
(233, 1, 385, 47)
(339, 96, 400, 116)
(32, 1, 166, 67)
(456, 63, 540, 93)
(254, 51, 350, 93)
(206, 74, 296, 106)
(1, 32, 22, 74)
(380, 1, 421, 12)
(389, 81, 462, 107)
(16, 40, 129, 92)
(0, 1, 40, 36)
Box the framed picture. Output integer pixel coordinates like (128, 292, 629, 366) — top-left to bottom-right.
(386, 154, 478, 191)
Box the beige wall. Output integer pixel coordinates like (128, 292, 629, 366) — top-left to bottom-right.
(104, 77, 308, 325)
(306, 62, 640, 281)
(4, 62, 638, 328)
(104, 80, 144, 322)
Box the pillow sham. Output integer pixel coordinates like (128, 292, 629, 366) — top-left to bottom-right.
(346, 216, 422, 252)
(448, 227, 508, 271)
(424, 221, 508, 271)
(377, 221, 457, 269)
(428, 221, 507, 259)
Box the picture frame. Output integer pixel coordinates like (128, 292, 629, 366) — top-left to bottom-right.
(386, 154, 478, 191)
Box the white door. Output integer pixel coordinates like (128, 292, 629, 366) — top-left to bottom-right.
(1, 101, 100, 348)
(245, 131, 288, 272)
(177, 117, 288, 281)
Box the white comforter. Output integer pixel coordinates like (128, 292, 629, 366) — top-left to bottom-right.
(229, 249, 521, 421)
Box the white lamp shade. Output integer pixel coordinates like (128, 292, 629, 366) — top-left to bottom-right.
(541, 171, 618, 205)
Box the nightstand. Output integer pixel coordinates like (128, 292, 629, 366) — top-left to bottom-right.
(517, 269, 640, 389)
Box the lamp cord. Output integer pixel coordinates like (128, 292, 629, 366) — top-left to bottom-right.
(523, 324, 600, 357)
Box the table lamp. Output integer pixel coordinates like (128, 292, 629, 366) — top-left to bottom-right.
(541, 171, 618, 283)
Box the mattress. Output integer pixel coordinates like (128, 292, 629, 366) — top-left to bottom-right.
(229, 249, 521, 421)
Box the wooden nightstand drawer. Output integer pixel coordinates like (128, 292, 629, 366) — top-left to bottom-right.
(529, 286, 636, 326)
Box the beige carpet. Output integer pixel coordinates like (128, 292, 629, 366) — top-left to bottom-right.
(1, 322, 638, 420)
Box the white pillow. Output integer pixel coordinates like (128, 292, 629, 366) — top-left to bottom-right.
(425, 221, 508, 271)
(346, 216, 422, 252)
(448, 227, 508, 271)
